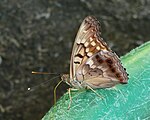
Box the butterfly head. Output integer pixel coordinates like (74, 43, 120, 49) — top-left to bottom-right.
(61, 74, 71, 86)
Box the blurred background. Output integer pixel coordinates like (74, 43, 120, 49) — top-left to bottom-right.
(0, 0, 150, 120)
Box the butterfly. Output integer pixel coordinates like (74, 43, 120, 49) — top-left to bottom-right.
(62, 16, 128, 92)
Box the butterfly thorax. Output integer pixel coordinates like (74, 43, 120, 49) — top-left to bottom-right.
(61, 74, 85, 89)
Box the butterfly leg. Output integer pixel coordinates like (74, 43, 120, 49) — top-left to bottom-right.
(86, 85, 103, 99)
(67, 88, 78, 110)
(53, 80, 63, 105)
(68, 88, 72, 110)
(86, 85, 108, 106)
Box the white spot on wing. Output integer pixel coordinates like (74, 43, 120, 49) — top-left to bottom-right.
(91, 41, 96, 46)
(87, 52, 93, 57)
(86, 59, 94, 66)
(90, 37, 93, 41)
(84, 41, 89, 47)
(96, 46, 100, 50)
(86, 48, 89, 52)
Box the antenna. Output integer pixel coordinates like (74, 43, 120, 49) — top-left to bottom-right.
(30, 71, 64, 105)
(27, 71, 61, 92)
(32, 71, 60, 75)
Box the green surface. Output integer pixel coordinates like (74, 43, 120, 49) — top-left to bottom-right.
(42, 41, 150, 120)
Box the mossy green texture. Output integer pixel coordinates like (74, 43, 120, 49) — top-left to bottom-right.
(42, 41, 150, 120)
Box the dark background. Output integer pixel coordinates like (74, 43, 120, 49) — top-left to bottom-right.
(0, 0, 150, 120)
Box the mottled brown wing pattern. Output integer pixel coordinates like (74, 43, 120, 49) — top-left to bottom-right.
(64, 16, 129, 89)
(70, 16, 111, 80)
(76, 50, 128, 88)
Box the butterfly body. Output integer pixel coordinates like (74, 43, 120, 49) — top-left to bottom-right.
(62, 16, 128, 90)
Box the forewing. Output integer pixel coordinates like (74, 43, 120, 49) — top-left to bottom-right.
(70, 16, 111, 80)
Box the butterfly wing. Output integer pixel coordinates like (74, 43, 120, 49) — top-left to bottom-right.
(70, 16, 128, 88)
(70, 16, 110, 80)
(76, 50, 128, 88)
